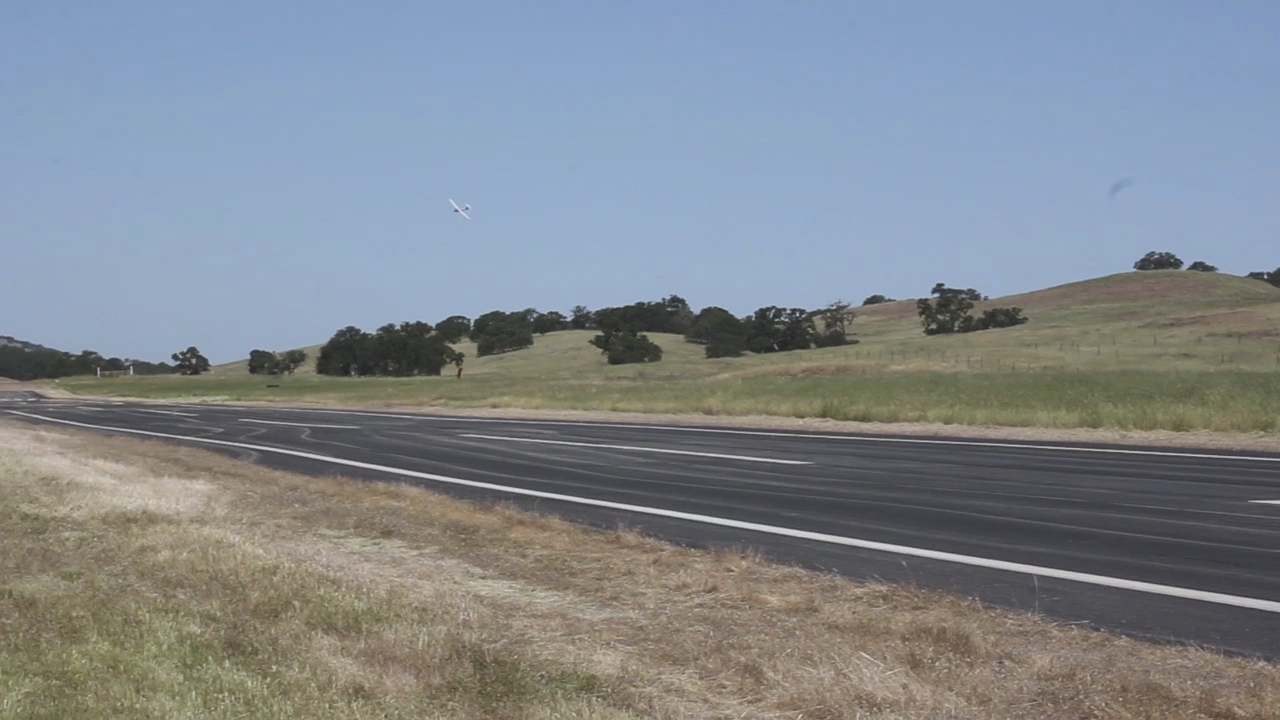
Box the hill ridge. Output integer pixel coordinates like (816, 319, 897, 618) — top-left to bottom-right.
(211, 269, 1280, 377)
(0, 335, 55, 353)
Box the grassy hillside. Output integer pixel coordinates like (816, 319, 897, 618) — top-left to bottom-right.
(62, 271, 1280, 434)
(211, 270, 1280, 379)
(213, 344, 326, 376)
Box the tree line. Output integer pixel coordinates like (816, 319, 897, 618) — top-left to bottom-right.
(247, 348, 309, 376)
(308, 283, 1028, 375)
(1132, 251, 1280, 286)
(315, 323, 462, 377)
(0, 345, 177, 381)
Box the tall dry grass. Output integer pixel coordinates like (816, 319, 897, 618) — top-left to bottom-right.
(3, 420, 1279, 718)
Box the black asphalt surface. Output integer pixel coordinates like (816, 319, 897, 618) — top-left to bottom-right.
(7, 397, 1280, 660)
(0, 390, 45, 403)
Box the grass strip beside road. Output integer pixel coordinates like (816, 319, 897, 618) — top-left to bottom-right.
(59, 368, 1280, 434)
(2, 420, 1279, 719)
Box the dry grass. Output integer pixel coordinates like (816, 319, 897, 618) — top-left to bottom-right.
(2, 420, 1278, 719)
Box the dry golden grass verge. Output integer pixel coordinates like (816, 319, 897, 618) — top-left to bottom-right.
(2, 420, 1278, 719)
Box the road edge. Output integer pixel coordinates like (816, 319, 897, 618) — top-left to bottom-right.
(44, 386, 1280, 454)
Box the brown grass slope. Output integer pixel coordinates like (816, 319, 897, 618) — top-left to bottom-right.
(213, 270, 1280, 379)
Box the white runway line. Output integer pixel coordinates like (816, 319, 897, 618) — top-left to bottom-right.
(10, 410, 1280, 616)
(461, 433, 814, 465)
(244, 407, 1280, 463)
(1249, 500, 1280, 506)
(239, 418, 361, 430)
(134, 409, 198, 417)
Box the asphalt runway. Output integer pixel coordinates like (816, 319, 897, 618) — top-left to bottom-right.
(7, 396, 1280, 660)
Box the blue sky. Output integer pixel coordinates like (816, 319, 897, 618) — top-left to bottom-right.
(3, 1, 1277, 364)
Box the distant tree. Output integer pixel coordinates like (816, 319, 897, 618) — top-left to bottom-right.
(129, 359, 176, 376)
(476, 327, 534, 357)
(590, 295, 696, 336)
(917, 283, 1028, 335)
(370, 323, 410, 375)
(0, 346, 70, 381)
(1133, 251, 1183, 271)
(570, 305, 594, 330)
(247, 349, 277, 375)
(1186, 261, 1217, 272)
(435, 316, 471, 344)
(532, 311, 570, 335)
(469, 310, 536, 357)
(316, 326, 373, 376)
(590, 329, 663, 365)
(171, 346, 210, 376)
(685, 306, 749, 358)
(278, 349, 308, 374)
(75, 350, 104, 372)
(930, 283, 986, 302)
(372, 321, 450, 376)
(974, 307, 1029, 330)
(316, 323, 457, 377)
(916, 284, 978, 335)
(1246, 268, 1280, 287)
(812, 300, 856, 348)
(0, 340, 176, 381)
(659, 295, 696, 335)
(469, 311, 509, 342)
(744, 306, 818, 354)
(861, 294, 895, 306)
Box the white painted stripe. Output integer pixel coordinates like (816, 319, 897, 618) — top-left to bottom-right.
(239, 418, 360, 430)
(460, 433, 813, 465)
(10, 410, 1280, 615)
(134, 409, 198, 417)
(239, 407, 1280, 464)
(1249, 500, 1280, 506)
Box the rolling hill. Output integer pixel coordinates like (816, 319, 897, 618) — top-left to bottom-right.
(62, 270, 1280, 436)
(213, 269, 1280, 379)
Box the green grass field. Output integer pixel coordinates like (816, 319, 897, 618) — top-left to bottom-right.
(58, 270, 1280, 434)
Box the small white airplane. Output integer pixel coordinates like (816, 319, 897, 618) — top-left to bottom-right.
(449, 198, 471, 219)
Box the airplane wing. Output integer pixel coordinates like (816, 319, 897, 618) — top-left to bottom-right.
(449, 198, 462, 211)
(457, 208, 470, 219)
